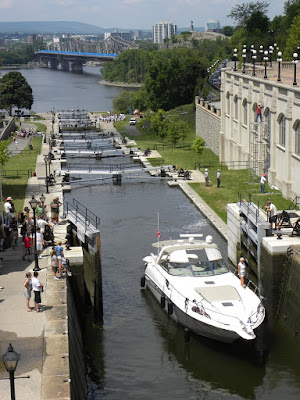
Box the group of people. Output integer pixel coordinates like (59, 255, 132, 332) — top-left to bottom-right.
(204, 169, 221, 188)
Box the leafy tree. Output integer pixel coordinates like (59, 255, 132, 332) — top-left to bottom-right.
(192, 137, 206, 156)
(284, 0, 300, 30)
(167, 119, 189, 146)
(179, 32, 192, 41)
(149, 109, 169, 139)
(112, 90, 135, 113)
(0, 141, 11, 170)
(222, 26, 234, 37)
(0, 71, 33, 116)
(228, 1, 269, 27)
(284, 15, 300, 59)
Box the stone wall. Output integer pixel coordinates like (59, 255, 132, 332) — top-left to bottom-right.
(0, 117, 15, 140)
(195, 96, 221, 156)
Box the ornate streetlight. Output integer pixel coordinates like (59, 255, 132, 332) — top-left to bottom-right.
(29, 195, 40, 271)
(259, 45, 264, 64)
(293, 52, 298, 85)
(242, 46, 247, 73)
(269, 45, 274, 67)
(40, 193, 46, 218)
(252, 49, 257, 76)
(263, 50, 269, 79)
(44, 155, 50, 194)
(1, 344, 20, 400)
(277, 51, 282, 82)
(233, 48, 238, 71)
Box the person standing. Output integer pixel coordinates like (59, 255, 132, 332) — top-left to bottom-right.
(24, 272, 32, 311)
(4, 197, 13, 227)
(31, 271, 43, 312)
(265, 200, 278, 229)
(204, 169, 209, 187)
(255, 103, 263, 123)
(260, 173, 267, 193)
(217, 169, 221, 188)
(51, 249, 59, 280)
(55, 241, 64, 275)
(23, 232, 32, 261)
(238, 257, 246, 287)
(33, 227, 44, 259)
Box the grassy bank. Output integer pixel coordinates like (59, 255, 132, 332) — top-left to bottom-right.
(114, 105, 296, 222)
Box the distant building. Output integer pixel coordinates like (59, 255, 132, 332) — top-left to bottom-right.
(134, 30, 144, 40)
(27, 34, 37, 45)
(152, 21, 177, 43)
(104, 31, 133, 41)
(205, 20, 221, 32)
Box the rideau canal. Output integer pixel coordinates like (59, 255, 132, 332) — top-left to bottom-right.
(7, 66, 300, 399)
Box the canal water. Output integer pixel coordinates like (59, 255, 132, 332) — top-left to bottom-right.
(10, 67, 300, 399)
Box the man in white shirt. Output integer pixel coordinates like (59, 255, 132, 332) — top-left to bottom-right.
(266, 200, 278, 229)
(204, 169, 209, 187)
(37, 216, 49, 234)
(33, 227, 44, 259)
(31, 271, 43, 312)
(4, 197, 13, 226)
(260, 173, 267, 193)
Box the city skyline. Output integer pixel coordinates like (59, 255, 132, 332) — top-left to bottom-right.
(0, 0, 284, 30)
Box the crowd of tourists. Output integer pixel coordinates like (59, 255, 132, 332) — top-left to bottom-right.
(0, 194, 72, 312)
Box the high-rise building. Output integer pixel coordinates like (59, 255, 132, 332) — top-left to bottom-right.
(205, 20, 221, 32)
(152, 22, 177, 44)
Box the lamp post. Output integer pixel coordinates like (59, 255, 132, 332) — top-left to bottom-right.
(44, 155, 49, 194)
(269, 45, 274, 67)
(252, 49, 257, 76)
(29, 195, 40, 272)
(40, 193, 45, 218)
(293, 52, 298, 85)
(233, 48, 238, 71)
(242, 45, 246, 73)
(263, 50, 269, 79)
(1, 343, 20, 400)
(259, 45, 264, 64)
(277, 51, 282, 82)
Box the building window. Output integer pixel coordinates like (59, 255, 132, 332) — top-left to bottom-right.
(234, 95, 238, 120)
(279, 115, 286, 147)
(226, 92, 230, 114)
(242, 99, 247, 125)
(265, 108, 271, 141)
(296, 122, 300, 155)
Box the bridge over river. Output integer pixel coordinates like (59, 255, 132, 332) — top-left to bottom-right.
(36, 50, 118, 72)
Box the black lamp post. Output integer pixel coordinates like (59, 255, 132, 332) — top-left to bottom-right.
(1, 343, 20, 400)
(40, 193, 45, 218)
(259, 45, 264, 64)
(277, 51, 282, 82)
(269, 45, 274, 67)
(252, 49, 257, 76)
(29, 195, 40, 272)
(293, 52, 298, 85)
(242, 46, 247, 73)
(264, 50, 269, 79)
(44, 155, 49, 194)
(233, 48, 238, 71)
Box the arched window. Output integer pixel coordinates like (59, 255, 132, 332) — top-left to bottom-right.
(252, 102, 257, 122)
(234, 95, 238, 120)
(295, 122, 300, 155)
(264, 108, 271, 141)
(226, 92, 230, 114)
(242, 99, 247, 125)
(279, 114, 286, 147)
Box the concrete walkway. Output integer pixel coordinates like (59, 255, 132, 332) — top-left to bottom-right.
(0, 114, 75, 399)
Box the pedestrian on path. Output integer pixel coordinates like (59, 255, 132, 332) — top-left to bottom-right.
(33, 227, 44, 259)
(51, 249, 59, 280)
(24, 272, 32, 311)
(205, 169, 209, 187)
(23, 232, 32, 261)
(55, 241, 64, 274)
(32, 271, 43, 312)
(217, 169, 221, 188)
(260, 173, 267, 193)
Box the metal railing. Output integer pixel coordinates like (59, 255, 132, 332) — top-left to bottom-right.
(153, 143, 192, 151)
(238, 192, 268, 224)
(64, 197, 100, 230)
(64, 163, 144, 173)
(1, 169, 33, 178)
(194, 160, 250, 170)
(288, 196, 300, 210)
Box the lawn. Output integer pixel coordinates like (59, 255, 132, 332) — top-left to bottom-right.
(2, 135, 43, 214)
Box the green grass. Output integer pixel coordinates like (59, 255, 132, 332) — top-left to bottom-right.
(2, 136, 43, 213)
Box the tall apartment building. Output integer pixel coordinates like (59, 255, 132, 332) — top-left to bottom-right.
(152, 22, 177, 44)
(205, 20, 221, 32)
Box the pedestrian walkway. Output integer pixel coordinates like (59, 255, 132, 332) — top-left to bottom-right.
(0, 114, 74, 399)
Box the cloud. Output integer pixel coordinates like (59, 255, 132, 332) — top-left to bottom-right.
(121, 0, 142, 4)
(55, 0, 74, 6)
(0, 0, 14, 8)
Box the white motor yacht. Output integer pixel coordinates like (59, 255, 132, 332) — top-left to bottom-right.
(142, 234, 265, 343)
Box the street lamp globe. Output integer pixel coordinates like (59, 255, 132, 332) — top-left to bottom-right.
(29, 195, 38, 210)
(2, 343, 20, 373)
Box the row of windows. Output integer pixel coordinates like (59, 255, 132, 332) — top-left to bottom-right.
(226, 93, 300, 155)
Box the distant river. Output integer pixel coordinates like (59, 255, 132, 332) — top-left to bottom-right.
(0, 66, 124, 113)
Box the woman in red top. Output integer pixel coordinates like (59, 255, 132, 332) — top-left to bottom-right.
(23, 232, 32, 261)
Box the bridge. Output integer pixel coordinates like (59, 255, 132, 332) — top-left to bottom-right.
(36, 50, 118, 72)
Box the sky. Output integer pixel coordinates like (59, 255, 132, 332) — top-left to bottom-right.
(0, 0, 285, 29)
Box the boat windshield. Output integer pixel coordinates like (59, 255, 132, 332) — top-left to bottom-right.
(159, 248, 229, 277)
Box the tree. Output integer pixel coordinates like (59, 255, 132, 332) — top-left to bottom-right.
(192, 137, 206, 156)
(222, 26, 234, 37)
(227, 1, 269, 27)
(149, 109, 169, 139)
(112, 90, 135, 114)
(0, 72, 33, 116)
(284, 15, 300, 59)
(0, 141, 11, 170)
(167, 120, 189, 146)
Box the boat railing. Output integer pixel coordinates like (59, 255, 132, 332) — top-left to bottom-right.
(227, 263, 260, 296)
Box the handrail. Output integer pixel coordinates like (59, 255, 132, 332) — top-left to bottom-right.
(194, 160, 250, 170)
(64, 197, 100, 230)
(238, 191, 268, 224)
(0, 169, 32, 178)
(288, 196, 300, 210)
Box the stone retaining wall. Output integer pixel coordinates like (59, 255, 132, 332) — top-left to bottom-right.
(195, 97, 221, 156)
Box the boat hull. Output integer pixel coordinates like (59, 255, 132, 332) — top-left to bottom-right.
(145, 274, 242, 344)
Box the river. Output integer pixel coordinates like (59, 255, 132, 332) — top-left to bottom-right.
(10, 67, 300, 399)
